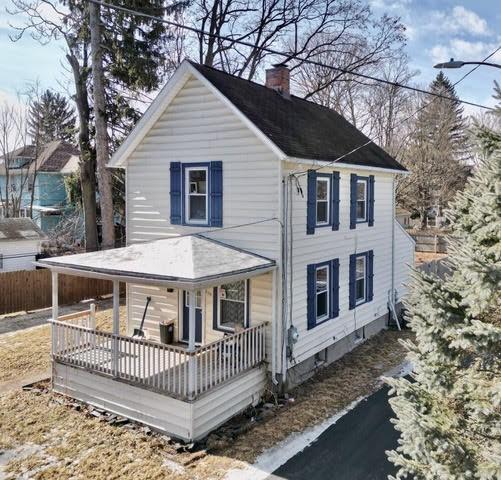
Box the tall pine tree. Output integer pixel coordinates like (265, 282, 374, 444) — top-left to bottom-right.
(28, 89, 76, 145)
(386, 83, 501, 479)
(398, 72, 470, 227)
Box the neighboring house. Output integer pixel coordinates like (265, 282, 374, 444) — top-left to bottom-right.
(396, 207, 412, 228)
(0, 140, 80, 232)
(39, 61, 414, 441)
(0, 218, 45, 272)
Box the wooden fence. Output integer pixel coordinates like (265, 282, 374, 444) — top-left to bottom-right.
(410, 233, 448, 253)
(0, 269, 119, 315)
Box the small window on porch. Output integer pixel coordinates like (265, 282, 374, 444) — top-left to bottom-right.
(185, 290, 202, 309)
(217, 280, 247, 331)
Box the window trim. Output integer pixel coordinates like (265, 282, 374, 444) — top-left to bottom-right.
(356, 176, 368, 223)
(315, 263, 330, 323)
(216, 280, 248, 332)
(184, 165, 209, 225)
(355, 254, 366, 305)
(315, 175, 331, 227)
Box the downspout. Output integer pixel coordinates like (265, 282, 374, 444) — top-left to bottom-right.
(391, 176, 395, 306)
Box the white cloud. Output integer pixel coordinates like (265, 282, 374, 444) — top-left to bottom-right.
(429, 6, 490, 36)
(430, 39, 501, 65)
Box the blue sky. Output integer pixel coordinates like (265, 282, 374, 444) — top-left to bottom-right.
(0, 0, 500, 116)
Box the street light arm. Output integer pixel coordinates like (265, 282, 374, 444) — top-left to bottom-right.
(434, 58, 501, 69)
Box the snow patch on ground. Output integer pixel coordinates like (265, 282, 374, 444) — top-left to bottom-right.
(224, 360, 413, 480)
(162, 458, 185, 474)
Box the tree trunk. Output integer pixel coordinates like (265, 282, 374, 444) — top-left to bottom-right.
(89, 2, 115, 249)
(67, 52, 98, 252)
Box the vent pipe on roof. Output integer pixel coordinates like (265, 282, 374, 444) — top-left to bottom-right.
(265, 63, 290, 98)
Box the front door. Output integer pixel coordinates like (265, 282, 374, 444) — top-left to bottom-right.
(182, 291, 202, 343)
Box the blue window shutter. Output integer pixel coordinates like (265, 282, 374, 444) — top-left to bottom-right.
(213, 287, 218, 330)
(307, 264, 316, 329)
(331, 172, 340, 231)
(306, 170, 317, 235)
(368, 175, 375, 227)
(209, 161, 223, 227)
(367, 250, 374, 301)
(350, 174, 357, 229)
(170, 162, 182, 225)
(330, 259, 340, 318)
(349, 254, 356, 310)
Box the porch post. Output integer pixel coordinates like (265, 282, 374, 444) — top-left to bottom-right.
(51, 271, 58, 357)
(112, 280, 120, 375)
(188, 289, 197, 399)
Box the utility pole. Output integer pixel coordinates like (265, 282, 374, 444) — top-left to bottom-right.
(89, 0, 115, 249)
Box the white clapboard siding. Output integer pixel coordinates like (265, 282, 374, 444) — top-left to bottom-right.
(0, 239, 40, 272)
(53, 362, 266, 442)
(126, 75, 281, 260)
(394, 221, 415, 300)
(283, 163, 413, 364)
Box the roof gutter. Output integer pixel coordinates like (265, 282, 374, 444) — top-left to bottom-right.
(287, 157, 409, 175)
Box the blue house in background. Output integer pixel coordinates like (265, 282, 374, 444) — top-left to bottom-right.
(0, 141, 81, 232)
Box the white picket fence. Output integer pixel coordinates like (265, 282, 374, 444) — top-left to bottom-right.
(51, 318, 267, 400)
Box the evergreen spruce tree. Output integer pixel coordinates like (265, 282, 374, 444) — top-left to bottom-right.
(398, 72, 470, 227)
(28, 89, 76, 145)
(386, 85, 501, 479)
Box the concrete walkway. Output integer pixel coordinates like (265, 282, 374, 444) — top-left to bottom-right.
(0, 298, 114, 335)
(0, 371, 51, 395)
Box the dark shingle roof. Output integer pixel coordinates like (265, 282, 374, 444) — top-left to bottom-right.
(37, 140, 79, 172)
(189, 62, 406, 172)
(0, 218, 46, 241)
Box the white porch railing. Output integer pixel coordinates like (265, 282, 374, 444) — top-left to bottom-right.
(50, 320, 267, 400)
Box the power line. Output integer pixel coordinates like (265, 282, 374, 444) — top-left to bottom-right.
(87, 0, 494, 112)
(292, 45, 501, 176)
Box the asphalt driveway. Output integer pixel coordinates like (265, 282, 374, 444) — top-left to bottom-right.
(270, 385, 398, 480)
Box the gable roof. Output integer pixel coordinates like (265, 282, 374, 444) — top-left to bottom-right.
(110, 59, 406, 172)
(0, 141, 79, 175)
(0, 218, 46, 241)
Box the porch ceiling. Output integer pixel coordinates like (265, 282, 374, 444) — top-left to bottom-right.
(37, 235, 276, 289)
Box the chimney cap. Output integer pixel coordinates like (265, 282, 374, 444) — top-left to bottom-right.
(271, 62, 289, 69)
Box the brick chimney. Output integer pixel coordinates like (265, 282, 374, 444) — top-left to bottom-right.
(265, 63, 290, 97)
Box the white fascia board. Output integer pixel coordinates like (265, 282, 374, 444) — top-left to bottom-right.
(286, 157, 410, 176)
(188, 66, 286, 161)
(108, 61, 193, 168)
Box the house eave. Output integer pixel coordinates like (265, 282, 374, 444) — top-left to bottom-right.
(286, 157, 409, 175)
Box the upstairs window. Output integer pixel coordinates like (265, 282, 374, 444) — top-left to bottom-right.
(350, 174, 375, 228)
(185, 167, 208, 224)
(356, 178, 367, 221)
(170, 162, 223, 227)
(316, 177, 330, 226)
(307, 170, 340, 234)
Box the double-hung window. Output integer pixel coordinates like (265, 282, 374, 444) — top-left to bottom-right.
(350, 174, 375, 229)
(349, 251, 374, 309)
(216, 280, 248, 331)
(169, 161, 223, 227)
(316, 176, 330, 226)
(355, 255, 366, 304)
(185, 166, 208, 224)
(307, 259, 340, 329)
(307, 170, 340, 234)
(315, 265, 329, 321)
(356, 178, 367, 222)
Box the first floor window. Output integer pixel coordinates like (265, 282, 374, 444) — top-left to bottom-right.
(218, 280, 247, 330)
(315, 266, 329, 320)
(355, 255, 366, 304)
(316, 177, 330, 225)
(356, 178, 367, 221)
(185, 167, 208, 224)
(185, 290, 202, 309)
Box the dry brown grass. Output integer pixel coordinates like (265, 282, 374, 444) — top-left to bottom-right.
(0, 307, 125, 384)
(0, 329, 412, 479)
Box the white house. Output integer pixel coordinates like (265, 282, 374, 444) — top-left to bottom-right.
(0, 218, 45, 272)
(38, 60, 414, 441)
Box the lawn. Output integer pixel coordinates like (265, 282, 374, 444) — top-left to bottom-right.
(0, 327, 413, 479)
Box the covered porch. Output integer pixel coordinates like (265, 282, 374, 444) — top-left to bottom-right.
(38, 235, 277, 440)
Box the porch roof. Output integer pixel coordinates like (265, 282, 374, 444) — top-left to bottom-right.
(37, 235, 276, 289)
